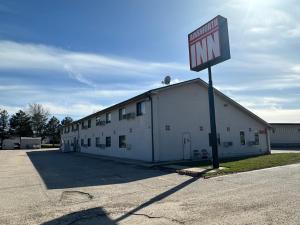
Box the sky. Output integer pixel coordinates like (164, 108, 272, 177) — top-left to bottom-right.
(0, 0, 299, 122)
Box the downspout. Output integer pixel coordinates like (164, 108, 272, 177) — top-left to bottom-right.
(149, 95, 155, 162)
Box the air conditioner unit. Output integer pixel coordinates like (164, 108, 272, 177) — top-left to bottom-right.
(223, 141, 233, 147)
(124, 112, 135, 120)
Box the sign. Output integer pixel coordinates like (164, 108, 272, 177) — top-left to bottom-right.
(188, 15, 230, 72)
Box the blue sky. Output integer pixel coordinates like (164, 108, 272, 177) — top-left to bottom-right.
(0, 0, 299, 122)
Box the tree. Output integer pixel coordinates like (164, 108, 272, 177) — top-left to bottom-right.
(45, 116, 61, 146)
(28, 103, 49, 139)
(61, 116, 73, 126)
(0, 109, 9, 149)
(9, 110, 33, 137)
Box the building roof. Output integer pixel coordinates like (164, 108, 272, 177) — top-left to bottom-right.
(66, 78, 270, 127)
(270, 123, 300, 126)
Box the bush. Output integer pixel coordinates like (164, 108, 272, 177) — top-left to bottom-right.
(41, 144, 60, 148)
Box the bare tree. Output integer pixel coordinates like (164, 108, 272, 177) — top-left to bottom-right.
(28, 103, 49, 139)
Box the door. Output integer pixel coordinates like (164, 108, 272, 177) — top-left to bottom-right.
(182, 133, 191, 160)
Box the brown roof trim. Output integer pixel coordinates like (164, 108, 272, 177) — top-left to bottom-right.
(270, 123, 300, 125)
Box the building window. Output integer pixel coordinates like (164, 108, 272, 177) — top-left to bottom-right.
(165, 125, 170, 131)
(136, 101, 146, 116)
(119, 135, 126, 148)
(87, 138, 91, 147)
(227, 127, 230, 132)
(96, 137, 100, 146)
(88, 119, 91, 128)
(249, 128, 252, 132)
(199, 126, 203, 131)
(96, 117, 100, 126)
(106, 113, 111, 123)
(81, 139, 84, 146)
(119, 108, 126, 120)
(81, 121, 85, 129)
(254, 132, 259, 145)
(240, 131, 246, 145)
(106, 136, 111, 147)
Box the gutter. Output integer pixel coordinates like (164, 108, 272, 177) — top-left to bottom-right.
(149, 95, 155, 162)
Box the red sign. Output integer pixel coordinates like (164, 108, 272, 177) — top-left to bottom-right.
(188, 15, 230, 72)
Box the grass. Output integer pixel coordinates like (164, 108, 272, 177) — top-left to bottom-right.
(176, 153, 300, 177)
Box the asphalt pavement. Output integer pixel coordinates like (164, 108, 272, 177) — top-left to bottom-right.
(0, 149, 299, 225)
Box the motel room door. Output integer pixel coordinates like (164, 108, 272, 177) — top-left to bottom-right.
(182, 133, 191, 160)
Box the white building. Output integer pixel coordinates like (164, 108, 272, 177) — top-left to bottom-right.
(61, 78, 271, 162)
(270, 123, 300, 148)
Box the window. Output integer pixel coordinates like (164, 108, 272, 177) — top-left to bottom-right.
(106, 136, 111, 147)
(81, 121, 85, 129)
(96, 137, 100, 146)
(88, 119, 91, 128)
(119, 135, 126, 148)
(254, 132, 259, 145)
(119, 108, 126, 120)
(81, 139, 84, 146)
(165, 125, 171, 131)
(96, 117, 100, 126)
(87, 138, 91, 147)
(106, 113, 111, 123)
(136, 101, 146, 116)
(240, 131, 246, 145)
(226, 127, 230, 132)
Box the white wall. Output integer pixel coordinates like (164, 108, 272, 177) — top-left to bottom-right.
(153, 82, 270, 161)
(62, 98, 153, 161)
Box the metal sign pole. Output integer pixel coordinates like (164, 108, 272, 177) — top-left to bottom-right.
(208, 66, 219, 169)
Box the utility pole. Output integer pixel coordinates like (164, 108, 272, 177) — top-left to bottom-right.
(208, 66, 219, 169)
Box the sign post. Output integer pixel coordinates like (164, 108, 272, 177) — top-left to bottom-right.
(188, 15, 230, 169)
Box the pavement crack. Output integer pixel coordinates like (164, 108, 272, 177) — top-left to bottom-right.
(131, 213, 185, 224)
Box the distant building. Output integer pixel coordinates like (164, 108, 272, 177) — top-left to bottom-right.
(270, 123, 300, 148)
(1, 137, 41, 150)
(20, 137, 41, 149)
(60, 78, 271, 162)
(2, 137, 20, 150)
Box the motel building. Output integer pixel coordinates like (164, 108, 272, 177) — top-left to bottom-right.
(60, 78, 271, 162)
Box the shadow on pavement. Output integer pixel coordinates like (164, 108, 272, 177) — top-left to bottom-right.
(27, 150, 168, 189)
(115, 176, 199, 223)
(41, 177, 199, 224)
(40, 207, 115, 225)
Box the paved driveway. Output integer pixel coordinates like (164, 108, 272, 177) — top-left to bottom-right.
(0, 149, 299, 225)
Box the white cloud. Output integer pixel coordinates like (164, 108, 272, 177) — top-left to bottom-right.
(251, 108, 300, 123)
(0, 40, 186, 86)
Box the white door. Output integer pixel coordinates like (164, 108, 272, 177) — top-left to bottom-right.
(182, 133, 191, 160)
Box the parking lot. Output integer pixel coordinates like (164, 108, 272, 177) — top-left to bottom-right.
(0, 149, 299, 225)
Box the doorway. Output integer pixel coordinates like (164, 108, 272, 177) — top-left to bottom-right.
(182, 132, 191, 160)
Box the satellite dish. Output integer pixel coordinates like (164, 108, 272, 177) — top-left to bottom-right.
(162, 75, 171, 85)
